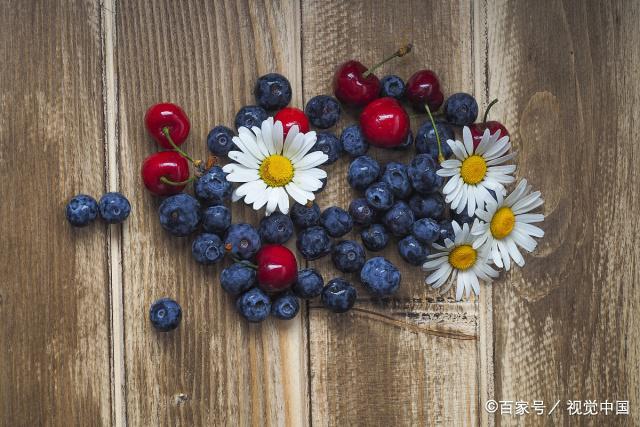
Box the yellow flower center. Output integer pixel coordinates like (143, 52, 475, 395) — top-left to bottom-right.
(460, 155, 487, 185)
(259, 155, 294, 187)
(490, 207, 516, 239)
(448, 245, 477, 271)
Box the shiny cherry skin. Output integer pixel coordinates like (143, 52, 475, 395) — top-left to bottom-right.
(333, 60, 381, 107)
(274, 107, 310, 137)
(469, 121, 510, 149)
(359, 97, 410, 148)
(144, 103, 191, 149)
(406, 70, 444, 112)
(255, 244, 298, 293)
(141, 151, 190, 196)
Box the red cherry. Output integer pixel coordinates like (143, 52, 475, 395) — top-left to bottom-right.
(255, 244, 298, 293)
(141, 151, 190, 196)
(359, 97, 410, 148)
(406, 70, 444, 112)
(145, 103, 191, 149)
(274, 107, 310, 137)
(470, 121, 510, 149)
(333, 60, 381, 107)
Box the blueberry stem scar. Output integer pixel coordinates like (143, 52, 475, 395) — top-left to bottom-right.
(362, 43, 413, 78)
(425, 103, 444, 164)
(160, 176, 195, 186)
(483, 98, 499, 124)
(162, 126, 196, 164)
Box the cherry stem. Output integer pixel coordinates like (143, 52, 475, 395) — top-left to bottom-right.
(160, 176, 195, 186)
(162, 127, 196, 164)
(362, 43, 413, 78)
(425, 103, 444, 164)
(483, 98, 499, 124)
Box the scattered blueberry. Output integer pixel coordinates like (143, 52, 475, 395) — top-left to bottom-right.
(444, 92, 478, 126)
(360, 257, 401, 297)
(340, 124, 368, 157)
(290, 202, 321, 229)
(158, 193, 201, 237)
(194, 166, 232, 205)
(360, 224, 390, 251)
(236, 288, 271, 322)
(320, 206, 353, 237)
(98, 192, 131, 224)
(394, 129, 413, 151)
(381, 162, 412, 199)
(415, 121, 454, 159)
(409, 193, 445, 220)
(224, 223, 261, 260)
(293, 268, 324, 299)
(259, 212, 294, 244)
(383, 201, 415, 237)
(235, 105, 268, 130)
(349, 198, 376, 227)
(202, 205, 232, 235)
(271, 293, 300, 320)
(207, 125, 236, 156)
(220, 262, 257, 295)
(365, 182, 395, 211)
(66, 194, 98, 227)
(412, 218, 441, 245)
(149, 298, 182, 332)
(347, 155, 381, 191)
(321, 279, 357, 313)
(296, 226, 333, 260)
(254, 73, 292, 110)
(311, 132, 342, 164)
(407, 154, 444, 194)
(191, 233, 225, 264)
(438, 220, 455, 244)
(305, 95, 341, 128)
(379, 75, 405, 99)
(332, 240, 366, 273)
(398, 235, 429, 266)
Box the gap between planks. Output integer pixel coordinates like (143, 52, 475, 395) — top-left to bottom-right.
(101, 0, 127, 425)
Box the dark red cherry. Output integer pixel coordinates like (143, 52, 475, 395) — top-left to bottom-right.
(274, 107, 310, 137)
(141, 151, 190, 196)
(359, 97, 410, 148)
(255, 244, 298, 293)
(406, 70, 444, 112)
(145, 103, 191, 149)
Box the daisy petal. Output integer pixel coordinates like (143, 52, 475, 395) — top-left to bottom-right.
(294, 151, 328, 170)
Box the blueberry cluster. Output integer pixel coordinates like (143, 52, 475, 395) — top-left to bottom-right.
(66, 192, 131, 227)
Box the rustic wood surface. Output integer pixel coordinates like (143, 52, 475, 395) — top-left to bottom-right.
(0, 0, 638, 426)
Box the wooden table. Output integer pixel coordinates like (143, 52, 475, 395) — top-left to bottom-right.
(1, 0, 638, 425)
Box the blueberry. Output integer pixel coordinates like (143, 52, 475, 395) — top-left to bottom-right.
(365, 182, 395, 211)
(412, 218, 440, 245)
(259, 212, 294, 244)
(311, 132, 342, 164)
(271, 293, 300, 320)
(224, 223, 261, 260)
(394, 129, 414, 151)
(383, 201, 415, 237)
(293, 268, 324, 299)
(220, 262, 256, 295)
(349, 198, 376, 227)
(340, 124, 368, 157)
(321, 278, 357, 313)
(415, 121, 454, 159)
(296, 226, 333, 260)
(347, 155, 381, 191)
(408, 154, 444, 194)
(254, 73, 292, 110)
(409, 193, 445, 220)
(149, 298, 182, 332)
(194, 166, 232, 205)
(202, 205, 232, 235)
(97, 192, 131, 224)
(332, 240, 366, 273)
(207, 125, 236, 156)
(320, 206, 353, 237)
(381, 162, 412, 199)
(438, 220, 455, 243)
(360, 224, 389, 251)
(305, 95, 341, 129)
(398, 235, 429, 266)
(379, 75, 405, 99)
(452, 209, 475, 226)
(360, 257, 401, 297)
(235, 105, 268, 130)
(290, 202, 321, 229)
(66, 194, 98, 227)
(444, 92, 478, 126)
(191, 233, 225, 264)
(158, 193, 201, 237)
(236, 288, 271, 322)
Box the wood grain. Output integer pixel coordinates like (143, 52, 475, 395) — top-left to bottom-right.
(301, 0, 484, 425)
(115, 0, 307, 425)
(0, 0, 112, 425)
(486, 0, 640, 425)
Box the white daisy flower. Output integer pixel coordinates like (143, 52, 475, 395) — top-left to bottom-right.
(471, 179, 545, 271)
(437, 127, 517, 216)
(222, 117, 328, 215)
(423, 221, 499, 301)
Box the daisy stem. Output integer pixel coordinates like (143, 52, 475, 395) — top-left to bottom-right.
(160, 176, 195, 186)
(483, 98, 499, 124)
(425, 103, 444, 164)
(162, 127, 200, 166)
(362, 43, 413, 78)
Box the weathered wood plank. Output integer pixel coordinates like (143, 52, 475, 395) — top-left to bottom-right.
(115, 0, 307, 425)
(0, 0, 112, 425)
(487, 0, 640, 425)
(301, 0, 483, 425)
